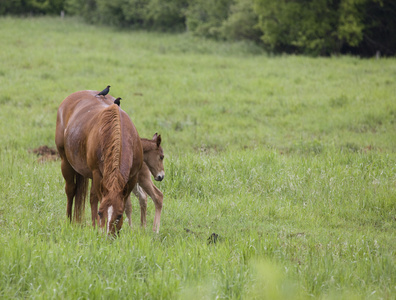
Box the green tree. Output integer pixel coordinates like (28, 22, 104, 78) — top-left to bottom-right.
(185, 0, 233, 39)
(65, 0, 187, 30)
(254, 0, 340, 55)
(29, 0, 396, 56)
(253, 0, 395, 56)
(0, 0, 65, 15)
(337, 0, 365, 47)
(97, 0, 149, 27)
(358, 0, 396, 56)
(220, 0, 262, 42)
(146, 0, 188, 31)
(66, 0, 97, 23)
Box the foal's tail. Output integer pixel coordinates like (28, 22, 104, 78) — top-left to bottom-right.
(73, 173, 88, 223)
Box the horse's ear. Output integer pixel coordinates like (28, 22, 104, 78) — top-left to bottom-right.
(152, 133, 158, 140)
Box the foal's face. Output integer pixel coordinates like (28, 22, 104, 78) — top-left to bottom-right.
(143, 134, 165, 181)
(145, 146, 165, 181)
(98, 195, 124, 235)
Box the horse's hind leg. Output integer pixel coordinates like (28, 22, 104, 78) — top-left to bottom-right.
(89, 170, 102, 227)
(133, 184, 147, 228)
(60, 158, 77, 222)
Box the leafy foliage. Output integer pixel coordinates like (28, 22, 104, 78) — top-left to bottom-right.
(184, 0, 232, 39)
(65, 0, 188, 30)
(254, 0, 368, 55)
(253, 0, 396, 56)
(0, 0, 65, 15)
(1, 0, 396, 55)
(220, 0, 262, 42)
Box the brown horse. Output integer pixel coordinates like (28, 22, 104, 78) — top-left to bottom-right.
(55, 90, 144, 235)
(125, 134, 165, 233)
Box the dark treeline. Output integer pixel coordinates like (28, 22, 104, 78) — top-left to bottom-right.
(1, 0, 395, 57)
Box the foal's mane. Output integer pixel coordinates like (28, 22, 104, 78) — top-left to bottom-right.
(99, 104, 125, 192)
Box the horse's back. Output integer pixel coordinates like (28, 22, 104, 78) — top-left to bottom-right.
(56, 91, 112, 128)
(55, 90, 142, 179)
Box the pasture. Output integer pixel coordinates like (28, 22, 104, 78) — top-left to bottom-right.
(0, 17, 395, 299)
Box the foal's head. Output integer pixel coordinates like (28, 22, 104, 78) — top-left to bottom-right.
(142, 133, 165, 181)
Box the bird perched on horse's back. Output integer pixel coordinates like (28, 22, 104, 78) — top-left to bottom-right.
(114, 97, 121, 106)
(97, 85, 110, 97)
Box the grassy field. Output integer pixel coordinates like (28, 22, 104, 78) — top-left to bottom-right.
(0, 17, 395, 299)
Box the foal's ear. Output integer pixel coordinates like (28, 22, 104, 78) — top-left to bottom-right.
(152, 132, 161, 147)
(156, 134, 161, 147)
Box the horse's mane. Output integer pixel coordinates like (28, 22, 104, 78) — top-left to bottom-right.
(99, 104, 125, 192)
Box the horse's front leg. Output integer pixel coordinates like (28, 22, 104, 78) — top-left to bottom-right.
(133, 184, 148, 228)
(60, 158, 77, 222)
(90, 170, 102, 227)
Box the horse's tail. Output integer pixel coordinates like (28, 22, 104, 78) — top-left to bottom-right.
(73, 173, 88, 222)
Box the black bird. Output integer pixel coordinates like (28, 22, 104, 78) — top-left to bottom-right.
(97, 85, 110, 97)
(114, 97, 121, 106)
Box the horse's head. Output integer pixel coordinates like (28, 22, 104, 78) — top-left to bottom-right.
(143, 133, 165, 181)
(97, 189, 125, 236)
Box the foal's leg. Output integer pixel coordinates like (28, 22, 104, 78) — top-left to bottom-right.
(138, 175, 163, 233)
(60, 158, 77, 222)
(125, 196, 133, 228)
(133, 184, 148, 228)
(143, 183, 163, 233)
(90, 170, 102, 227)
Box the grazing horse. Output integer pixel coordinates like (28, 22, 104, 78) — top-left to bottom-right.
(125, 134, 165, 233)
(55, 90, 143, 235)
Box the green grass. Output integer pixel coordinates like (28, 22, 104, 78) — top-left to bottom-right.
(0, 17, 395, 299)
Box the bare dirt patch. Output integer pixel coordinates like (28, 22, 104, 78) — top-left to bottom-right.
(30, 145, 59, 163)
